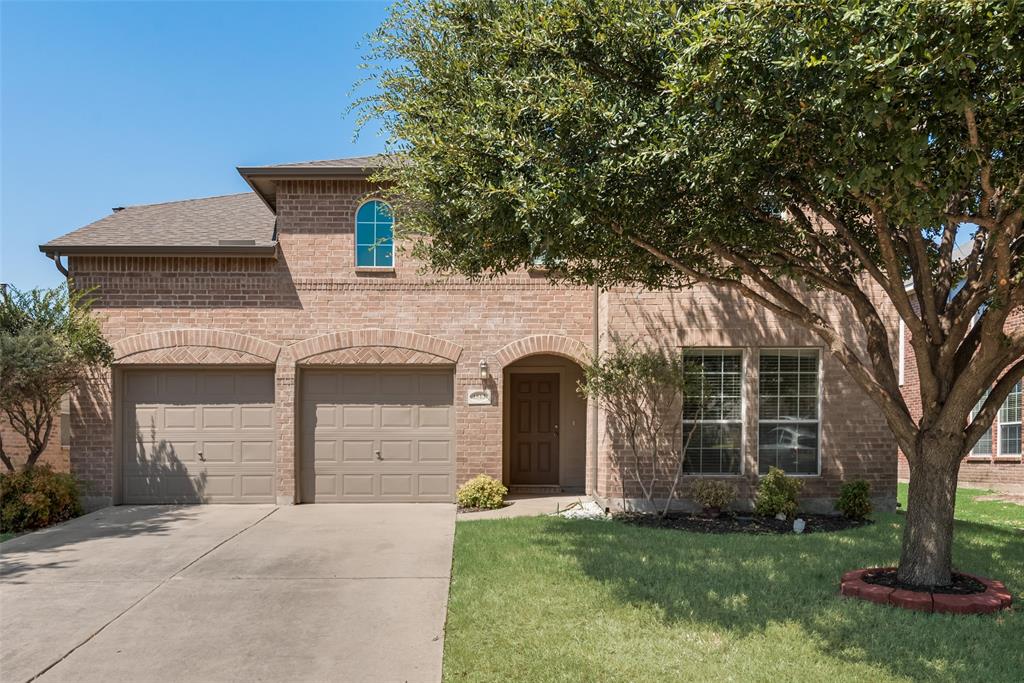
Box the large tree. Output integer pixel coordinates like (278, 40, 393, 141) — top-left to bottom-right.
(363, 0, 1024, 586)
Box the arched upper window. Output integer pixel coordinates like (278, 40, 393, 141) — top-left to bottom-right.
(355, 200, 394, 268)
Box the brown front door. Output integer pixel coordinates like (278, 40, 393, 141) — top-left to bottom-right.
(509, 373, 560, 485)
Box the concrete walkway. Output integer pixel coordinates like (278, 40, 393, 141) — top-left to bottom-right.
(0, 504, 455, 683)
(457, 494, 595, 520)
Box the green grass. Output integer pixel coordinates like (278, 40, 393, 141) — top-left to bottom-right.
(0, 531, 14, 543)
(897, 482, 1024, 530)
(444, 492, 1023, 682)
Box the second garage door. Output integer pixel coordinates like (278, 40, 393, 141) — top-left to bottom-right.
(301, 368, 456, 502)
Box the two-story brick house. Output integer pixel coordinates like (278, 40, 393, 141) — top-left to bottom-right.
(40, 155, 897, 511)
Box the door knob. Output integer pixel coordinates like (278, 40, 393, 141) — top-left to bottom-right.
(375, 449, 382, 461)
(198, 451, 205, 462)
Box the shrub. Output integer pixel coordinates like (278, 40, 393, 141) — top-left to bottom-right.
(580, 343, 713, 517)
(754, 467, 803, 519)
(1, 465, 83, 533)
(836, 480, 873, 520)
(692, 480, 737, 511)
(456, 474, 508, 510)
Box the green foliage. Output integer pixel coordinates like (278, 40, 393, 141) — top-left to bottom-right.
(363, 0, 1023, 289)
(457, 474, 508, 509)
(580, 344, 708, 513)
(0, 284, 113, 471)
(0, 465, 83, 533)
(836, 480, 874, 520)
(692, 480, 737, 511)
(755, 467, 804, 519)
(580, 344, 697, 412)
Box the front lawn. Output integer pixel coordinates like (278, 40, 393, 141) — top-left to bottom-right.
(897, 482, 1024, 530)
(444, 491, 1022, 682)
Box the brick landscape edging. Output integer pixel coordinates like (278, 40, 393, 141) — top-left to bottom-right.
(840, 567, 1013, 614)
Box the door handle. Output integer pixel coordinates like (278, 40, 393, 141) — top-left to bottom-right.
(198, 451, 206, 462)
(375, 449, 382, 461)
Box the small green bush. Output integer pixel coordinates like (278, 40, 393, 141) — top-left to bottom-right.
(456, 474, 508, 510)
(692, 480, 737, 510)
(1, 465, 83, 534)
(836, 479, 873, 520)
(754, 467, 803, 519)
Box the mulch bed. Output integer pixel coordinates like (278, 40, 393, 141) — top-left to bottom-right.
(840, 566, 1012, 614)
(862, 568, 986, 595)
(457, 502, 512, 514)
(617, 511, 872, 534)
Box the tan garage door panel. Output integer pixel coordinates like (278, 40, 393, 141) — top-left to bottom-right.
(301, 369, 455, 502)
(122, 369, 276, 504)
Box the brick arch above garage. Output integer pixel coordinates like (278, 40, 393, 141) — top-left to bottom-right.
(290, 329, 463, 365)
(113, 329, 282, 365)
(494, 335, 591, 368)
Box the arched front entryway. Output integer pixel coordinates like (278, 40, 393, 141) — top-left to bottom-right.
(502, 354, 588, 493)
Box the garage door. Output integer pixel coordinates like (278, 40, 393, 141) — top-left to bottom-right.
(122, 369, 276, 503)
(301, 368, 455, 502)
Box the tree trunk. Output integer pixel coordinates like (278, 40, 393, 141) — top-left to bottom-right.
(897, 438, 962, 587)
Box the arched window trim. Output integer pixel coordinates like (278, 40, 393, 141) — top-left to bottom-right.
(354, 198, 395, 269)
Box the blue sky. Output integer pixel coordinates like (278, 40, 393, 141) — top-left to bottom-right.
(1, 0, 392, 290)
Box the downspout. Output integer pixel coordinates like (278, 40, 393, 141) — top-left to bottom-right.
(48, 251, 69, 277)
(589, 284, 600, 497)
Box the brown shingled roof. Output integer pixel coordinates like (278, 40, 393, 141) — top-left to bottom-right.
(258, 155, 391, 169)
(237, 154, 398, 211)
(40, 192, 276, 256)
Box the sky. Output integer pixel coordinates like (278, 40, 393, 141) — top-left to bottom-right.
(1, 0, 393, 290)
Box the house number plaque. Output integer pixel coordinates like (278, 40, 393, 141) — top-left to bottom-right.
(466, 388, 492, 405)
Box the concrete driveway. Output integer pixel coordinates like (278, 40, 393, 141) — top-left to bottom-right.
(0, 504, 455, 683)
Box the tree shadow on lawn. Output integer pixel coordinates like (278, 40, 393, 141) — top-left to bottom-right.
(540, 514, 1023, 681)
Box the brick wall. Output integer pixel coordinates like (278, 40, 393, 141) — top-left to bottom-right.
(67, 179, 594, 505)
(64, 176, 901, 509)
(594, 283, 899, 512)
(1, 411, 68, 472)
(897, 305, 1024, 492)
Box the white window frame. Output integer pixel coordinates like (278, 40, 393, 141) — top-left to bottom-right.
(967, 389, 993, 460)
(680, 348, 745, 477)
(756, 347, 823, 477)
(996, 381, 1022, 460)
(898, 318, 906, 386)
(354, 198, 396, 270)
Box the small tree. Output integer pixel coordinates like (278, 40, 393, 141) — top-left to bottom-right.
(581, 344, 708, 517)
(0, 284, 113, 472)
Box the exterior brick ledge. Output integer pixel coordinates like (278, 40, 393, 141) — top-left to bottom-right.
(113, 329, 281, 363)
(290, 329, 463, 364)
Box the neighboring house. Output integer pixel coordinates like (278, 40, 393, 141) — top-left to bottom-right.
(898, 302, 1023, 493)
(39, 155, 897, 511)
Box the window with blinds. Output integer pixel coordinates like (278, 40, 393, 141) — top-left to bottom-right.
(970, 389, 993, 457)
(969, 382, 1021, 458)
(998, 381, 1021, 457)
(758, 349, 820, 475)
(682, 350, 743, 475)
